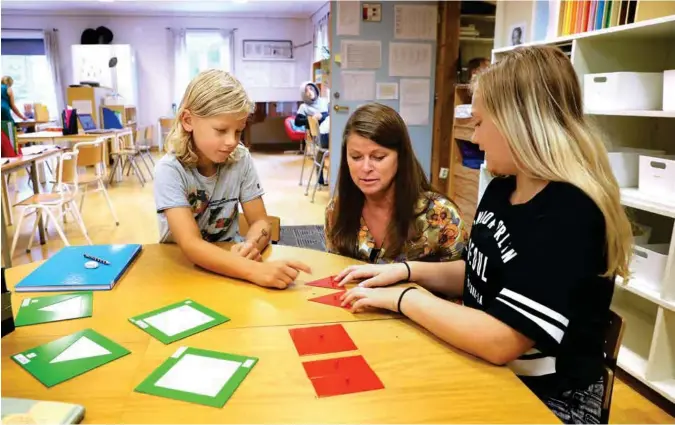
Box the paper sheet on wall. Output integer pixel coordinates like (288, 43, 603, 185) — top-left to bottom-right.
(376, 83, 399, 100)
(389, 43, 432, 77)
(336, 0, 361, 35)
(341, 71, 376, 101)
(238, 62, 295, 88)
(71, 100, 93, 115)
(270, 62, 296, 88)
(394, 5, 438, 40)
(337, 0, 360, 35)
(341, 40, 381, 69)
(400, 79, 430, 126)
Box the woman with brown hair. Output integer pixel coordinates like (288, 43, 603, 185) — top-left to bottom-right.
(325, 102, 467, 278)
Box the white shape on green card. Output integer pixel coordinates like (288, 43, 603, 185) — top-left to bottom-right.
(50, 336, 111, 363)
(39, 296, 83, 314)
(144, 305, 214, 337)
(154, 354, 241, 397)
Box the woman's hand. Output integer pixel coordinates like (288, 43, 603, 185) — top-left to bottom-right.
(335, 263, 408, 287)
(340, 286, 405, 313)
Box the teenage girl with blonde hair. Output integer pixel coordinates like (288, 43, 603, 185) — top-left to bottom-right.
(154, 69, 310, 289)
(336, 46, 633, 424)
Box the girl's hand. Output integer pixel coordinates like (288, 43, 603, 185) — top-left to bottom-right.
(252, 260, 312, 289)
(340, 286, 405, 313)
(334, 263, 408, 287)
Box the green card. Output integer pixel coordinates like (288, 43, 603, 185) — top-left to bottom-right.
(14, 292, 93, 327)
(129, 299, 229, 344)
(135, 346, 258, 407)
(12, 329, 130, 387)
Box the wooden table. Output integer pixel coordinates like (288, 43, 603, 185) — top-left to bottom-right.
(1, 244, 558, 423)
(1, 147, 63, 268)
(17, 129, 134, 183)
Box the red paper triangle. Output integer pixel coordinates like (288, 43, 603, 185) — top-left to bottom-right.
(289, 324, 357, 356)
(302, 355, 385, 397)
(308, 292, 348, 309)
(305, 276, 341, 289)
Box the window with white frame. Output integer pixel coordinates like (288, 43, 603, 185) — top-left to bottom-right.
(1, 37, 58, 119)
(185, 30, 232, 79)
(314, 13, 330, 62)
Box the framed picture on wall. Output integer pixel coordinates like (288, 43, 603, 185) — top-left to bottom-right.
(242, 40, 294, 60)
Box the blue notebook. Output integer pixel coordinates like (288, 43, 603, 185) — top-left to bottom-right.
(15, 245, 142, 293)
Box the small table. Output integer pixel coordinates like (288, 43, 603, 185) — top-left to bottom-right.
(1, 147, 63, 268)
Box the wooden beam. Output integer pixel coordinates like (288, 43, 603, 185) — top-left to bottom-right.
(430, 0, 460, 193)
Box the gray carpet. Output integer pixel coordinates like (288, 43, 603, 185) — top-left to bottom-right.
(278, 225, 326, 252)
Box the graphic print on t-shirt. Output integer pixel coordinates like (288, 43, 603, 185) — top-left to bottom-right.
(188, 189, 238, 242)
(464, 209, 519, 306)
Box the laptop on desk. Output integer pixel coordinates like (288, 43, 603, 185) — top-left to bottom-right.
(78, 114, 112, 134)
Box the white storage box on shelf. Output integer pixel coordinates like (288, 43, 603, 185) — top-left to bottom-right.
(608, 148, 665, 188)
(638, 155, 675, 199)
(632, 223, 652, 245)
(664, 70, 675, 112)
(584, 72, 663, 111)
(629, 243, 670, 293)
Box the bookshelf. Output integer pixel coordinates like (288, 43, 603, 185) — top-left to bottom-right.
(490, 15, 675, 404)
(554, 0, 675, 38)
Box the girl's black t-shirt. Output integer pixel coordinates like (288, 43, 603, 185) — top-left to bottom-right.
(462, 176, 613, 397)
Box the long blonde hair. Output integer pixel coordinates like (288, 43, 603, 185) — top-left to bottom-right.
(475, 45, 632, 279)
(167, 69, 254, 167)
(1, 76, 14, 86)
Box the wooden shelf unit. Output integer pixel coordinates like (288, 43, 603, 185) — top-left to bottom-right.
(490, 15, 675, 404)
(311, 59, 331, 98)
(66, 86, 113, 128)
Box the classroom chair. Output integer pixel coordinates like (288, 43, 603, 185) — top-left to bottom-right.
(284, 116, 306, 154)
(141, 125, 156, 167)
(158, 117, 174, 153)
(304, 116, 329, 203)
(298, 116, 320, 187)
(131, 127, 154, 179)
(108, 130, 147, 187)
(11, 148, 92, 255)
(69, 139, 119, 226)
(601, 309, 625, 423)
(237, 215, 281, 244)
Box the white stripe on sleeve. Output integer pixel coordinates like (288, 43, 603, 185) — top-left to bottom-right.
(500, 288, 569, 326)
(496, 297, 565, 342)
(509, 356, 557, 377)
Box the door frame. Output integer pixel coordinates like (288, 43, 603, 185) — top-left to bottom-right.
(430, 1, 461, 195)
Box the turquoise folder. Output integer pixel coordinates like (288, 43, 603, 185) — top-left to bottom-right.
(15, 245, 142, 292)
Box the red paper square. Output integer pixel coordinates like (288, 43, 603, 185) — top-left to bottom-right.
(302, 355, 385, 397)
(306, 276, 341, 289)
(308, 292, 349, 309)
(289, 324, 357, 356)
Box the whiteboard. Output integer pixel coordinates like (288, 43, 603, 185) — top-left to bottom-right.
(237, 61, 299, 102)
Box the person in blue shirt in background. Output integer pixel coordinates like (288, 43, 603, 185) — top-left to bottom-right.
(1, 76, 27, 124)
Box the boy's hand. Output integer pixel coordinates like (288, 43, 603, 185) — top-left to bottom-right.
(252, 260, 312, 289)
(231, 242, 262, 262)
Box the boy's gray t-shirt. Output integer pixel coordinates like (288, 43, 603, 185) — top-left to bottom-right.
(153, 149, 264, 243)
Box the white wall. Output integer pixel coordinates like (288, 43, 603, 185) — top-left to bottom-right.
(494, 0, 534, 48)
(1, 13, 314, 131)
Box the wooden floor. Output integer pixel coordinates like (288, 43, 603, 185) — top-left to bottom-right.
(2, 151, 673, 424)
